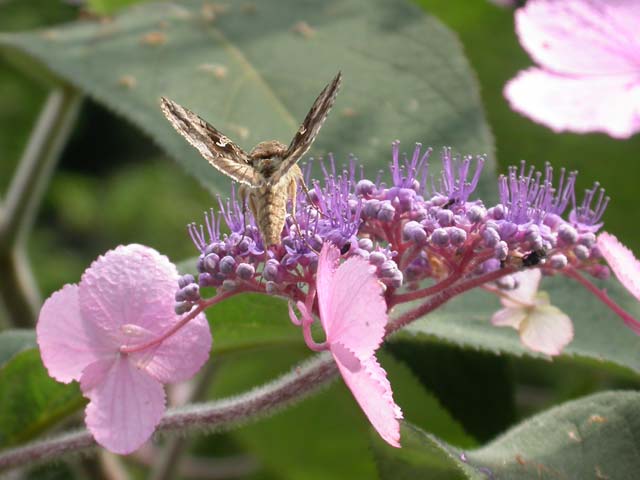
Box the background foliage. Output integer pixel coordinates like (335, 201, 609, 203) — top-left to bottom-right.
(1, 0, 639, 478)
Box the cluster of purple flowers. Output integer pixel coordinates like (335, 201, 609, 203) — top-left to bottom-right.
(177, 141, 611, 312)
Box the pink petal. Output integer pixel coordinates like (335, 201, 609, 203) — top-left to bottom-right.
(37, 284, 113, 383)
(316, 242, 341, 329)
(317, 246, 387, 359)
(516, 0, 640, 76)
(504, 68, 640, 138)
(135, 312, 212, 384)
(491, 307, 527, 328)
(81, 356, 165, 455)
(334, 351, 402, 448)
(519, 304, 574, 356)
(500, 269, 542, 308)
(79, 244, 179, 338)
(597, 232, 640, 301)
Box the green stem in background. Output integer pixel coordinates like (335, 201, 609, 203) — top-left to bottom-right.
(0, 354, 338, 472)
(0, 85, 82, 327)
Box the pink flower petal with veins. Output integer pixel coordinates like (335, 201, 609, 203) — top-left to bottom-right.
(336, 354, 403, 447)
(504, 68, 640, 139)
(499, 269, 541, 308)
(505, 0, 640, 138)
(138, 313, 211, 384)
(81, 356, 165, 455)
(492, 271, 573, 355)
(37, 284, 113, 383)
(37, 244, 212, 454)
(515, 0, 640, 76)
(316, 243, 402, 447)
(598, 232, 640, 301)
(79, 244, 180, 337)
(520, 303, 573, 356)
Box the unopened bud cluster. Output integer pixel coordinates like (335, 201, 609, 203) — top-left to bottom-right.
(178, 141, 611, 312)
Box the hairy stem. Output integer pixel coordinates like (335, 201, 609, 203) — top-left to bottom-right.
(0, 85, 82, 327)
(149, 361, 219, 480)
(0, 354, 336, 472)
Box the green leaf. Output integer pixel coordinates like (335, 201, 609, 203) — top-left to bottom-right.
(396, 276, 640, 375)
(388, 341, 515, 442)
(210, 346, 473, 480)
(86, 0, 152, 15)
(0, 349, 84, 449)
(0, 0, 494, 195)
(374, 391, 640, 480)
(0, 329, 36, 367)
(209, 293, 300, 354)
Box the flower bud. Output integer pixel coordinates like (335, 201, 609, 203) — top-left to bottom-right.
(557, 224, 578, 245)
(494, 241, 508, 261)
(377, 201, 396, 222)
(448, 227, 467, 246)
(203, 253, 220, 273)
(573, 244, 590, 260)
(431, 228, 449, 247)
(482, 227, 500, 248)
(263, 259, 282, 282)
(236, 262, 255, 280)
(403, 221, 427, 244)
(356, 179, 376, 196)
(369, 251, 387, 266)
(549, 254, 568, 269)
(219, 255, 236, 274)
(178, 274, 195, 289)
(363, 199, 381, 218)
(358, 238, 374, 251)
(466, 205, 486, 223)
(578, 232, 596, 248)
(437, 209, 453, 227)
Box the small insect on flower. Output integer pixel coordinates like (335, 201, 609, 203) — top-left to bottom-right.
(160, 72, 342, 246)
(522, 248, 547, 267)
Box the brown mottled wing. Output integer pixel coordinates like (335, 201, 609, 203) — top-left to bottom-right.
(160, 97, 260, 186)
(268, 72, 342, 185)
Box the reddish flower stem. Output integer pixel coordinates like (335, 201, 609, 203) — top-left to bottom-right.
(120, 285, 260, 354)
(387, 265, 515, 334)
(563, 268, 640, 334)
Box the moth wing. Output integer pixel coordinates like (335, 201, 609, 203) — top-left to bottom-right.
(160, 97, 260, 186)
(268, 72, 342, 186)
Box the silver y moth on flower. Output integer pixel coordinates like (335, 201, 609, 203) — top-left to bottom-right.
(160, 72, 342, 246)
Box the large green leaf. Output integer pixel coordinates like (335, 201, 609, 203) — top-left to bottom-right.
(0, 329, 36, 367)
(396, 276, 640, 375)
(0, 0, 494, 195)
(0, 349, 84, 449)
(373, 391, 640, 480)
(208, 347, 474, 480)
(208, 293, 300, 354)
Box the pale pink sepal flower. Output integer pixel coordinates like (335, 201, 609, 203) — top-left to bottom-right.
(37, 244, 211, 455)
(492, 270, 573, 356)
(504, 0, 640, 139)
(292, 243, 402, 447)
(597, 232, 640, 302)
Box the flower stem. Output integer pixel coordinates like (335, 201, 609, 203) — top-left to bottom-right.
(564, 268, 640, 334)
(0, 85, 82, 327)
(120, 287, 255, 354)
(0, 354, 337, 472)
(387, 266, 515, 333)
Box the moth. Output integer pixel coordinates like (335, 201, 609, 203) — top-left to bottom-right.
(160, 72, 342, 246)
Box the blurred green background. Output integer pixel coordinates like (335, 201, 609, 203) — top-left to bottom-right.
(1, 1, 639, 478)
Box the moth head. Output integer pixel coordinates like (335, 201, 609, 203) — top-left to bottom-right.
(249, 140, 288, 178)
